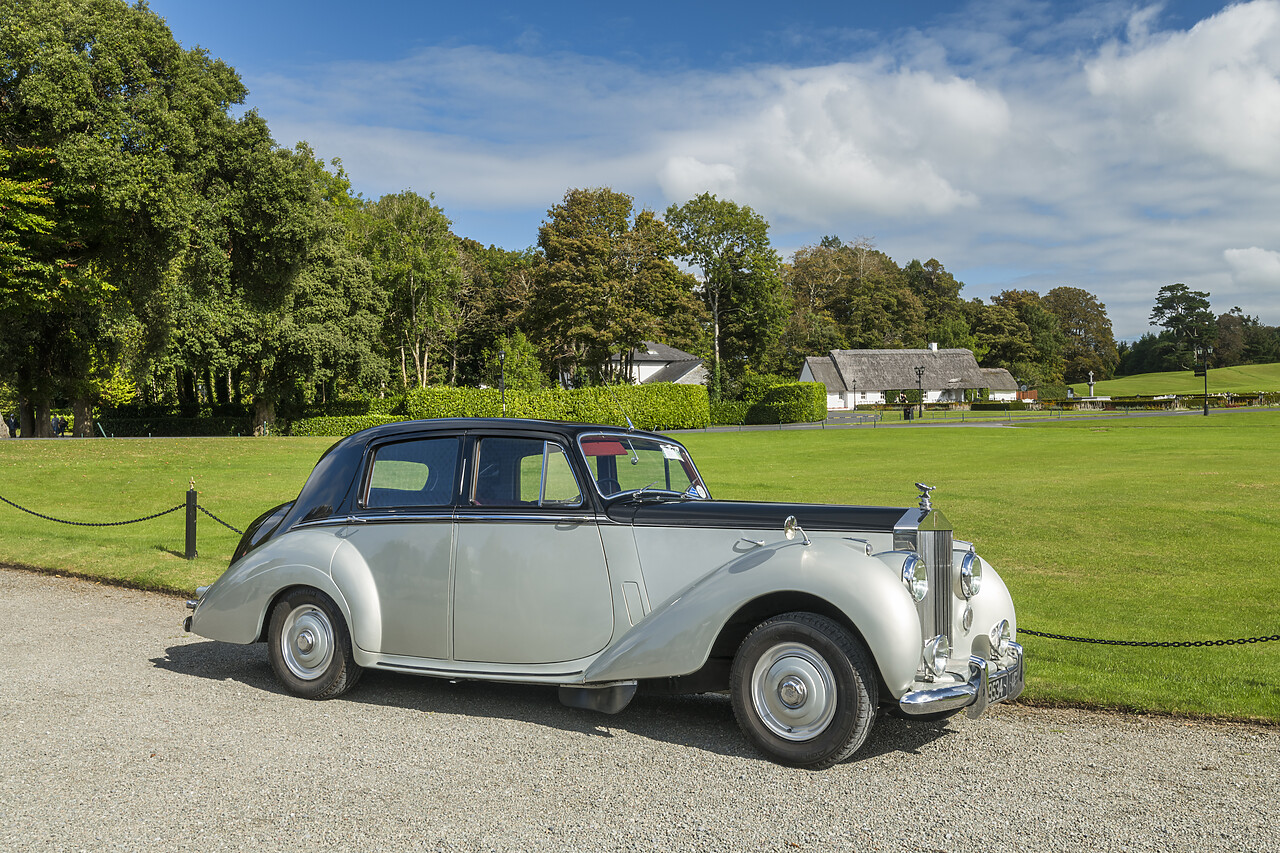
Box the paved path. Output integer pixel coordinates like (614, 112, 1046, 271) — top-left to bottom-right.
(1, 568, 1275, 852)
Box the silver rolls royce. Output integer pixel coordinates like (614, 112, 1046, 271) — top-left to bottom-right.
(184, 418, 1023, 768)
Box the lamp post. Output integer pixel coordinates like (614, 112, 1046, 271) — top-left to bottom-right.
(1194, 344, 1212, 416)
(499, 350, 506, 417)
(914, 366, 926, 420)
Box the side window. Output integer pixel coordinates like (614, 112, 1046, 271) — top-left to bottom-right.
(365, 437, 459, 508)
(474, 438, 581, 508)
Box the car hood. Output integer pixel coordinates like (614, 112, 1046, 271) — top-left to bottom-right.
(605, 499, 910, 533)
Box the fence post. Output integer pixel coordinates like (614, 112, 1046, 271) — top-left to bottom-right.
(185, 478, 197, 560)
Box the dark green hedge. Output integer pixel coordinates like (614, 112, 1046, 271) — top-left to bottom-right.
(290, 415, 404, 437)
(744, 382, 827, 424)
(403, 383, 710, 430)
(971, 401, 1029, 411)
(298, 397, 406, 418)
(97, 416, 254, 437)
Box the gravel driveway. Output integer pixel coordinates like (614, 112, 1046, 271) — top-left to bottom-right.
(0, 568, 1274, 853)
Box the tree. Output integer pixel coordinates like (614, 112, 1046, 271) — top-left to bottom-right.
(1043, 287, 1119, 382)
(903, 258, 964, 324)
(991, 290, 1066, 383)
(664, 193, 783, 398)
(481, 331, 546, 391)
(453, 240, 539, 386)
(361, 191, 463, 390)
(529, 188, 702, 386)
(0, 0, 250, 433)
(1151, 283, 1214, 343)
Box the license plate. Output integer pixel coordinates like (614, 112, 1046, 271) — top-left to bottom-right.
(986, 656, 1023, 704)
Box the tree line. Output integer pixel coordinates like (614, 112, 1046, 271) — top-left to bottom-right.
(1, 1, 1270, 437)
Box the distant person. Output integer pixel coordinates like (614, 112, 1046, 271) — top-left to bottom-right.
(5, 413, 16, 437)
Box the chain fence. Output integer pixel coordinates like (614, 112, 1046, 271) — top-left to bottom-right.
(1019, 628, 1280, 647)
(0, 491, 1276, 648)
(196, 504, 243, 535)
(0, 494, 186, 527)
(0, 491, 243, 545)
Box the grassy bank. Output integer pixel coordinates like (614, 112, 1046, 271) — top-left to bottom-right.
(1071, 361, 1280, 396)
(1, 412, 1277, 720)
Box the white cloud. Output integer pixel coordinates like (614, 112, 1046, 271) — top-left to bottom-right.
(1085, 0, 1280, 175)
(1225, 247, 1280, 284)
(245, 1, 1280, 338)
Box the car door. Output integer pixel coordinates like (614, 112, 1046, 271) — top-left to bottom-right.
(338, 435, 460, 659)
(452, 434, 613, 664)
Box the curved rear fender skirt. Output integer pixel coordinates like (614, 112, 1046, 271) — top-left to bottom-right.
(582, 539, 923, 694)
(330, 540, 383, 660)
(188, 531, 346, 645)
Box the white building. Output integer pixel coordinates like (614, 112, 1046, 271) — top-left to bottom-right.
(980, 368, 1020, 402)
(799, 346, 992, 409)
(614, 342, 707, 385)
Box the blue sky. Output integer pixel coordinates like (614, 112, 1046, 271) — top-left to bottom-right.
(149, 0, 1280, 340)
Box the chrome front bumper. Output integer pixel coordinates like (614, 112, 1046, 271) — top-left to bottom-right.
(898, 642, 1024, 719)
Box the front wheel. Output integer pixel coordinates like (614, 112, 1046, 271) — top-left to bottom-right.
(267, 588, 362, 699)
(730, 612, 878, 769)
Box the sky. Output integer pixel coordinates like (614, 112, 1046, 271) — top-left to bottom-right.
(148, 0, 1280, 341)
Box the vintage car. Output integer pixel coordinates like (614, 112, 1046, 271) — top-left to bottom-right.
(184, 418, 1022, 768)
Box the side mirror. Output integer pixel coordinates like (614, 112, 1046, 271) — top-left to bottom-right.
(783, 515, 811, 546)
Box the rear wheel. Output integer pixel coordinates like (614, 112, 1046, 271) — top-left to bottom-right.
(730, 612, 878, 769)
(267, 588, 362, 699)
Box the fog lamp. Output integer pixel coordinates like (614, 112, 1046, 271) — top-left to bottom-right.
(989, 619, 1011, 656)
(923, 634, 950, 677)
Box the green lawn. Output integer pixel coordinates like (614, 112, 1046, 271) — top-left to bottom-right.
(1071, 361, 1280, 396)
(1, 414, 1277, 721)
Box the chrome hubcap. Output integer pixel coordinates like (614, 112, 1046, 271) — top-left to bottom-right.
(751, 641, 837, 741)
(280, 605, 334, 681)
(778, 676, 807, 708)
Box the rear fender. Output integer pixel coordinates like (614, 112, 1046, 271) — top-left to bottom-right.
(188, 531, 346, 645)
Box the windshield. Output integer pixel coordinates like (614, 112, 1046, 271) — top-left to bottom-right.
(578, 434, 708, 500)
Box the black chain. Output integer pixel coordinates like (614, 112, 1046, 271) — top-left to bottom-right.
(0, 494, 185, 527)
(1020, 628, 1280, 647)
(196, 504, 244, 535)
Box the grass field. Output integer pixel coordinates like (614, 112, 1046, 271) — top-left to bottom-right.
(1070, 360, 1280, 396)
(1, 412, 1277, 721)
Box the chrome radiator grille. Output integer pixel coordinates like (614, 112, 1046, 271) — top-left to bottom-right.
(918, 527, 953, 642)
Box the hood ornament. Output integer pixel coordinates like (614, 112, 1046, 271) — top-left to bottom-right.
(915, 483, 936, 511)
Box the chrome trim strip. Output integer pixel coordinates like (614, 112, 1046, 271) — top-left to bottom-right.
(454, 514, 598, 524)
(373, 661, 584, 680)
(295, 513, 454, 528)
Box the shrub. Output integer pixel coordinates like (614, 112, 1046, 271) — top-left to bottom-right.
(96, 416, 254, 437)
(289, 415, 404, 437)
(971, 401, 1028, 412)
(745, 382, 826, 424)
(710, 401, 751, 425)
(403, 383, 710, 430)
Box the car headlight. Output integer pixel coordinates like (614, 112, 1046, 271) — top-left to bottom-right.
(960, 552, 982, 598)
(901, 554, 928, 602)
(923, 634, 950, 677)
(989, 619, 1011, 656)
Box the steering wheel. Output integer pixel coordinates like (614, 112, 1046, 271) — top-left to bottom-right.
(596, 477, 622, 496)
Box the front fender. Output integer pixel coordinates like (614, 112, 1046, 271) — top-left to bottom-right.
(582, 538, 923, 694)
(189, 530, 346, 645)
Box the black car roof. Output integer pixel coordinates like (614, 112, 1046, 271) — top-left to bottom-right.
(281, 418, 682, 532)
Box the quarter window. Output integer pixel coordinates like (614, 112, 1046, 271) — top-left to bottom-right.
(365, 437, 460, 508)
